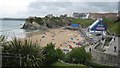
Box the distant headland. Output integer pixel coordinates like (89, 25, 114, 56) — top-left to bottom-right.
(0, 18, 26, 21)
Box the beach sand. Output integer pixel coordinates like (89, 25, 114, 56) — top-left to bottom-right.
(25, 28, 85, 50)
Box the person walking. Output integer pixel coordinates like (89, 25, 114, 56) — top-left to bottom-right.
(114, 46, 117, 52)
(89, 48, 91, 52)
(114, 37, 115, 42)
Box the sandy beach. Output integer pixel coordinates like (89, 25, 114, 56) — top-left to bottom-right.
(25, 28, 85, 50)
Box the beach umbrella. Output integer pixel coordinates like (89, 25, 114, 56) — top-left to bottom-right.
(71, 38, 73, 40)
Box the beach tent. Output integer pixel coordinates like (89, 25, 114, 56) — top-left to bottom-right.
(88, 19, 107, 35)
(71, 24, 79, 28)
(76, 42, 81, 45)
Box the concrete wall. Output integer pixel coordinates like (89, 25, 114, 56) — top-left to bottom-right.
(91, 44, 120, 66)
(118, 37, 120, 67)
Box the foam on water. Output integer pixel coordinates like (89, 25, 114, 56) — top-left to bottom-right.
(0, 20, 26, 40)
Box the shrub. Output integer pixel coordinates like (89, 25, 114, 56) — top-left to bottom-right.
(2, 38, 45, 67)
(0, 35, 6, 43)
(43, 42, 65, 65)
(63, 47, 92, 65)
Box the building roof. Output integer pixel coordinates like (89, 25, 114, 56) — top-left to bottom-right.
(71, 24, 79, 28)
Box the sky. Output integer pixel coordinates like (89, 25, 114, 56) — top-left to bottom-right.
(0, 0, 119, 18)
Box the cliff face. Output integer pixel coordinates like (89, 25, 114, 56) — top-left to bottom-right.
(21, 17, 73, 30)
(22, 21, 42, 30)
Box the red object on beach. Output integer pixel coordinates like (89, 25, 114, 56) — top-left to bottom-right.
(78, 45, 80, 47)
(69, 45, 73, 49)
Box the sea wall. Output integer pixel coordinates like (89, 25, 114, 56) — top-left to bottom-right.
(91, 44, 120, 66)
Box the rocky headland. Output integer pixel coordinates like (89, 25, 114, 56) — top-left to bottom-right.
(21, 16, 74, 30)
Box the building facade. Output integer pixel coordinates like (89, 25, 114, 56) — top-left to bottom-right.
(73, 12, 89, 19)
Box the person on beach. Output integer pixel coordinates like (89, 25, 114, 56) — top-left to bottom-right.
(60, 44, 62, 46)
(114, 37, 115, 42)
(69, 45, 72, 49)
(114, 46, 117, 52)
(89, 48, 91, 52)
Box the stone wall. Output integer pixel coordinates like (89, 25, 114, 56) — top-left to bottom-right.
(118, 37, 120, 67)
(91, 44, 120, 66)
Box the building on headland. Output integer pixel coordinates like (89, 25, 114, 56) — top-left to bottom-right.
(73, 12, 89, 19)
(46, 14, 54, 18)
(73, 12, 117, 19)
(60, 14, 68, 18)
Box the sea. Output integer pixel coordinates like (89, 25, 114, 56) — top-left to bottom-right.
(0, 20, 28, 41)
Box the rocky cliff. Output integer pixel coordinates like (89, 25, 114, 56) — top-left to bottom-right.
(21, 16, 73, 30)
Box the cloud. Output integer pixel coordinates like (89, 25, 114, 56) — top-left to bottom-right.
(27, 2, 73, 16)
(25, 2, 118, 17)
(0, 0, 119, 17)
(0, 0, 34, 17)
(85, 2, 118, 12)
(32, 0, 119, 2)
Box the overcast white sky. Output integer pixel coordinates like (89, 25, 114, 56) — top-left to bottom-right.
(0, 0, 119, 18)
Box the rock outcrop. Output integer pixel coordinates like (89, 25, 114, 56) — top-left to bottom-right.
(21, 16, 73, 30)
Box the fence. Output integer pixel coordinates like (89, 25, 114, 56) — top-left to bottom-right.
(2, 53, 22, 67)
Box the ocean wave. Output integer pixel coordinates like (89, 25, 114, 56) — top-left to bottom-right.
(0, 29, 11, 32)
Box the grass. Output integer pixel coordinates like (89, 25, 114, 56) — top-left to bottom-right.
(103, 18, 120, 36)
(72, 19, 95, 28)
(43, 61, 116, 68)
(50, 61, 89, 68)
(91, 63, 118, 68)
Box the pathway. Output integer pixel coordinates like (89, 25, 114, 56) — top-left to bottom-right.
(104, 37, 119, 55)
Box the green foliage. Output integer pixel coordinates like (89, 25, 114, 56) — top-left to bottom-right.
(34, 17, 44, 25)
(72, 19, 95, 28)
(26, 18, 34, 23)
(90, 62, 117, 68)
(63, 47, 92, 65)
(25, 17, 73, 28)
(56, 48, 65, 60)
(103, 18, 120, 36)
(45, 17, 63, 28)
(0, 35, 6, 43)
(2, 38, 45, 67)
(43, 42, 65, 65)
